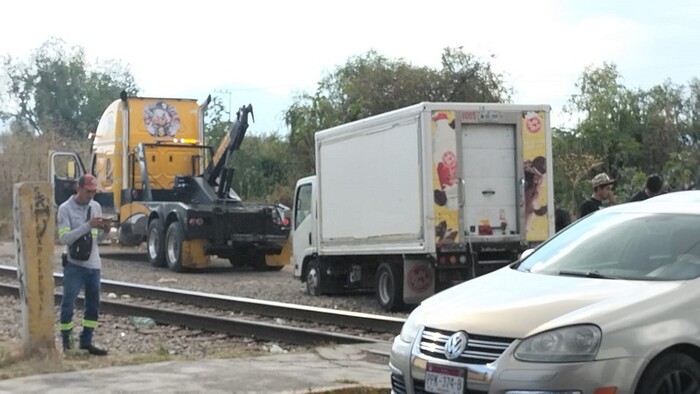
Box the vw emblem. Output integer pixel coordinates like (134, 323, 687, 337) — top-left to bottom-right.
(444, 331, 468, 360)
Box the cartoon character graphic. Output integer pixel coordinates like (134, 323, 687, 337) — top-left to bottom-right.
(432, 112, 459, 210)
(143, 101, 181, 137)
(525, 111, 542, 133)
(523, 156, 548, 231)
(435, 220, 458, 247)
(437, 151, 458, 188)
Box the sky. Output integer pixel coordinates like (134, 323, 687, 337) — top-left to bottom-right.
(1, 0, 698, 135)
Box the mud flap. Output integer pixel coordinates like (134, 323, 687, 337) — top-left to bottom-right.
(265, 237, 291, 269)
(181, 239, 210, 268)
(402, 258, 435, 305)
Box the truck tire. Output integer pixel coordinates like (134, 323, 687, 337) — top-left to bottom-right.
(376, 262, 405, 312)
(250, 253, 268, 272)
(306, 260, 323, 296)
(165, 221, 186, 273)
(228, 256, 245, 268)
(118, 227, 143, 247)
(147, 219, 166, 267)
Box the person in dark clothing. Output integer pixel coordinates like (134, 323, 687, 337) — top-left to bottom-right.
(579, 173, 616, 219)
(554, 201, 572, 233)
(629, 174, 663, 202)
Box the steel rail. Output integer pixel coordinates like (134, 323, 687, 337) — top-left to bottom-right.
(0, 282, 388, 346)
(0, 265, 405, 333)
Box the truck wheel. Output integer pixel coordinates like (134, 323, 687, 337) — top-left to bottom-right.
(376, 262, 405, 312)
(118, 227, 143, 247)
(228, 257, 245, 268)
(250, 254, 269, 272)
(147, 219, 166, 267)
(306, 260, 323, 296)
(165, 221, 186, 273)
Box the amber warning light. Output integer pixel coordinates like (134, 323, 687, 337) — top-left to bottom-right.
(173, 138, 199, 144)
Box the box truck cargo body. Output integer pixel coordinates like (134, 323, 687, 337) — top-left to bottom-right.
(292, 102, 554, 311)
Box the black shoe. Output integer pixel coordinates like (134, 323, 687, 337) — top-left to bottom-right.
(80, 343, 108, 356)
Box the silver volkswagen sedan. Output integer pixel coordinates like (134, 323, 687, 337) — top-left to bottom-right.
(390, 191, 700, 394)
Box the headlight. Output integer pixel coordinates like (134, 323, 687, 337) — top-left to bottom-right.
(399, 306, 423, 343)
(514, 324, 601, 363)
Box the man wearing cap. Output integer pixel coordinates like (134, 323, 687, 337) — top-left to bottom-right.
(57, 174, 110, 355)
(579, 173, 616, 219)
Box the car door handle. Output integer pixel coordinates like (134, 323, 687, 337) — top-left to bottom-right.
(308, 232, 312, 245)
(482, 190, 496, 196)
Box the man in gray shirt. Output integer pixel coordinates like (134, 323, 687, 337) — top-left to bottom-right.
(57, 174, 110, 355)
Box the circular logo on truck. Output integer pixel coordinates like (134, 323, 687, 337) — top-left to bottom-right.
(144, 101, 181, 137)
(524, 111, 542, 134)
(407, 265, 432, 293)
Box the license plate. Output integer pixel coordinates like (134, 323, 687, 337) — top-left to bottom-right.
(424, 363, 465, 394)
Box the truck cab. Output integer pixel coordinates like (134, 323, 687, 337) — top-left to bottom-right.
(292, 176, 317, 291)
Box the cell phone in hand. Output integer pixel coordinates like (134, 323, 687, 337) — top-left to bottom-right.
(99, 218, 116, 228)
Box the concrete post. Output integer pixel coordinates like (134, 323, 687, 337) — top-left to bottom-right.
(13, 182, 56, 357)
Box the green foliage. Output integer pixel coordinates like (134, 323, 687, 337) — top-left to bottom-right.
(558, 64, 700, 216)
(1, 39, 699, 222)
(204, 96, 229, 147)
(229, 133, 300, 207)
(285, 47, 511, 175)
(1, 38, 138, 138)
(552, 127, 603, 213)
(202, 96, 300, 205)
(0, 132, 89, 222)
(564, 63, 642, 176)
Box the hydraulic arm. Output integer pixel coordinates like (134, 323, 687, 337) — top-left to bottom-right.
(202, 104, 254, 198)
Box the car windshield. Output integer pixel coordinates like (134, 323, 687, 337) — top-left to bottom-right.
(516, 212, 700, 281)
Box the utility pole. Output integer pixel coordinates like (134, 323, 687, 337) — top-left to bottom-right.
(214, 89, 233, 123)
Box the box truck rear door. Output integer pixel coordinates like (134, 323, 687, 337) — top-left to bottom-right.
(461, 124, 518, 237)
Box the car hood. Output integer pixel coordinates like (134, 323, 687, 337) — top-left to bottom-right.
(417, 266, 683, 338)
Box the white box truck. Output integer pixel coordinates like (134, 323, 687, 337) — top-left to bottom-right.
(291, 102, 554, 311)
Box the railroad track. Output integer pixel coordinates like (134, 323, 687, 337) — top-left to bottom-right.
(0, 265, 402, 347)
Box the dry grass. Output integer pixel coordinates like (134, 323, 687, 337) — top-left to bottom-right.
(0, 132, 91, 241)
(315, 388, 390, 394)
(0, 219, 12, 241)
(0, 339, 266, 381)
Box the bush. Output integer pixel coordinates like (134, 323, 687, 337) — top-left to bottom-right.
(0, 132, 89, 236)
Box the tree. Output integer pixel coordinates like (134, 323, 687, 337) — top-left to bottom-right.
(229, 133, 300, 207)
(204, 96, 229, 147)
(284, 47, 511, 175)
(563, 63, 700, 203)
(552, 127, 603, 215)
(1, 38, 138, 137)
(565, 63, 643, 179)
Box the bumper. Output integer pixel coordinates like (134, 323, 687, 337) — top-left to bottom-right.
(389, 335, 645, 394)
(205, 234, 289, 254)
